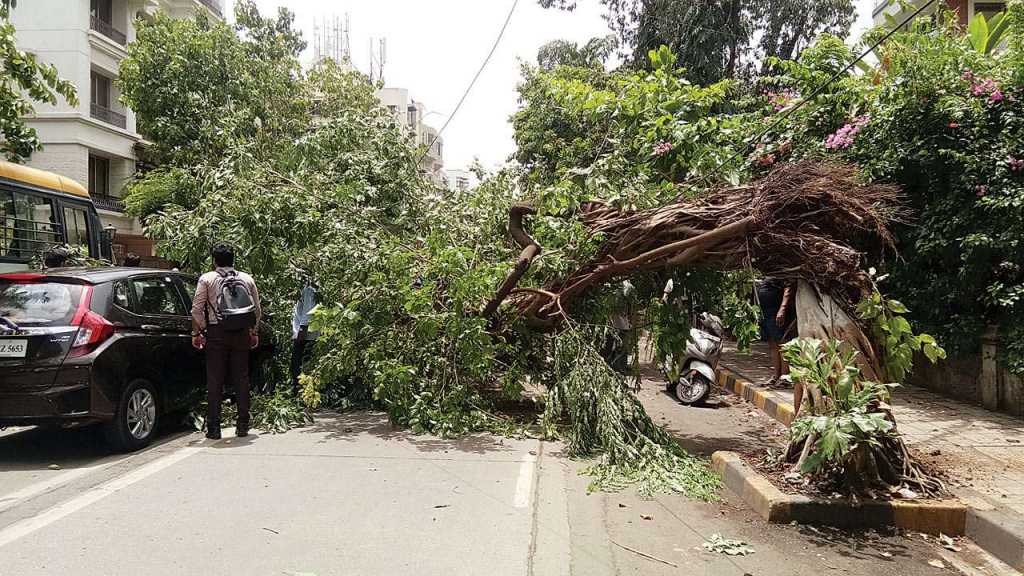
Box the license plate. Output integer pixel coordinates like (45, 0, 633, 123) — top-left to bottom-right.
(0, 339, 27, 358)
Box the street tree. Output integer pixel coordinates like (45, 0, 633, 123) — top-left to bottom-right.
(118, 0, 308, 169)
(539, 0, 855, 83)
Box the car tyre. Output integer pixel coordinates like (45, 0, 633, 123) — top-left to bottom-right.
(104, 379, 160, 452)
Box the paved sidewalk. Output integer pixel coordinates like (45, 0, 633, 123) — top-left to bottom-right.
(722, 342, 1024, 517)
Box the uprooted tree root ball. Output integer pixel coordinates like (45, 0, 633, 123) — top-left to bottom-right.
(488, 160, 904, 328)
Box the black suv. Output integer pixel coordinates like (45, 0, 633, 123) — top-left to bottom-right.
(0, 268, 274, 451)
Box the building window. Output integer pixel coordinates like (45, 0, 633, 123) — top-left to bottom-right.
(89, 154, 110, 196)
(90, 0, 112, 24)
(407, 105, 417, 127)
(975, 2, 1007, 19)
(91, 71, 110, 109)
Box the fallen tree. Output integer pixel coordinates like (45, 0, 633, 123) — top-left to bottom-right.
(485, 160, 945, 497)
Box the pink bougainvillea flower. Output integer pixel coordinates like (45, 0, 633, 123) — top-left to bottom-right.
(962, 69, 974, 81)
(949, 122, 960, 129)
(976, 185, 989, 197)
(652, 141, 673, 157)
(1009, 157, 1024, 172)
(990, 90, 1005, 103)
(824, 116, 870, 151)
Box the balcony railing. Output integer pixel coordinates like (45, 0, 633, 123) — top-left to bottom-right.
(90, 16, 126, 46)
(91, 103, 127, 129)
(92, 195, 126, 213)
(197, 0, 223, 17)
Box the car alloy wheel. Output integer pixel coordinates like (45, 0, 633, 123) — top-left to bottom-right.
(126, 388, 157, 440)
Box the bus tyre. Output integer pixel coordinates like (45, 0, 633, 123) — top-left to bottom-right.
(104, 379, 159, 452)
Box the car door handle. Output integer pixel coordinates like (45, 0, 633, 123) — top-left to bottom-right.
(141, 325, 162, 332)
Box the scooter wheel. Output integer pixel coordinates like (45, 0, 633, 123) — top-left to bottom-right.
(675, 373, 712, 405)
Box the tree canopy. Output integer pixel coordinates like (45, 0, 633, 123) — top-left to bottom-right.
(539, 0, 855, 83)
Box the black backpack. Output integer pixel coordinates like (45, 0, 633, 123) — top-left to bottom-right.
(215, 269, 257, 332)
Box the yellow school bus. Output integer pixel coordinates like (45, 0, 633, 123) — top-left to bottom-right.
(0, 161, 106, 273)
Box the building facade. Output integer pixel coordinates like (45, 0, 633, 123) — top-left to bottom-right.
(444, 169, 478, 193)
(873, 0, 1007, 26)
(11, 0, 223, 264)
(376, 87, 445, 184)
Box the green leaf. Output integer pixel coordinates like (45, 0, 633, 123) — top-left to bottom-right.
(969, 13, 988, 52)
(886, 299, 909, 314)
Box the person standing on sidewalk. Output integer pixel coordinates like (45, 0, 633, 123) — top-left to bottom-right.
(290, 281, 319, 395)
(756, 277, 795, 387)
(191, 242, 262, 440)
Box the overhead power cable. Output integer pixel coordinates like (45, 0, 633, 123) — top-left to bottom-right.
(417, 0, 520, 166)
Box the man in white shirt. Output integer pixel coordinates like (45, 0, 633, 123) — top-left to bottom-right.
(290, 283, 318, 395)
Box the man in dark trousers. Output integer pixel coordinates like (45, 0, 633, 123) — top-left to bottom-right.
(190, 242, 261, 439)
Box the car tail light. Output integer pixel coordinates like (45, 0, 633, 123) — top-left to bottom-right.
(68, 286, 113, 357)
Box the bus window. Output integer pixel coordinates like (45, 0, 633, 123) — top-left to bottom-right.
(63, 205, 90, 250)
(0, 190, 60, 261)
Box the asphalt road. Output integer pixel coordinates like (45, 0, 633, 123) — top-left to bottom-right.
(0, 383, 1005, 575)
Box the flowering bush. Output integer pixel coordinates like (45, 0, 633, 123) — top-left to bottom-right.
(824, 116, 869, 150)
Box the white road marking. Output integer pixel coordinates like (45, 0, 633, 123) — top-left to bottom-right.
(0, 464, 107, 514)
(0, 443, 206, 549)
(513, 452, 537, 509)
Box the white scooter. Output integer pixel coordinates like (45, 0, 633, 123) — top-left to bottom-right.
(659, 282, 725, 405)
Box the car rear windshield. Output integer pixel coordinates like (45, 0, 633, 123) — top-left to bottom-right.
(0, 281, 83, 327)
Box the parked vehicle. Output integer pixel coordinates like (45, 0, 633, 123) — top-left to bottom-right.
(0, 161, 109, 274)
(661, 312, 725, 406)
(0, 267, 274, 451)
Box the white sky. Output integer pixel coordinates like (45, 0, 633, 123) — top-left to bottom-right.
(231, 0, 879, 171)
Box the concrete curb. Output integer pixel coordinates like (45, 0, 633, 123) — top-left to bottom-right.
(716, 369, 795, 426)
(711, 451, 968, 535)
(716, 366, 1024, 569)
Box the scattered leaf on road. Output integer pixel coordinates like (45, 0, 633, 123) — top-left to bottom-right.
(618, 503, 628, 508)
(640, 514, 653, 521)
(703, 534, 755, 556)
(433, 504, 450, 509)
(47, 464, 60, 470)
(880, 551, 893, 558)
(927, 559, 945, 569)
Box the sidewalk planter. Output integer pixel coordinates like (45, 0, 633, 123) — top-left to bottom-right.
(711, 451, 968, 535)
(717, 365, 1024, 570)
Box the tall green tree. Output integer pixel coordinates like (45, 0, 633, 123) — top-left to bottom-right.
(540, 0, 855, 83)
(0, 0, 77, 161)
(118, 0, 308, 167)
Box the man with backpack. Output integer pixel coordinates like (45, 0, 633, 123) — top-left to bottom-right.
(190, 242, 262, 440)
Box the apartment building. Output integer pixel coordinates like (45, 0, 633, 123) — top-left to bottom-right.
(377, 87, 446, 184)
(11, 0, 223, 263)
(873, 0, 1007, 26)
(445, 169, 478, 193)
